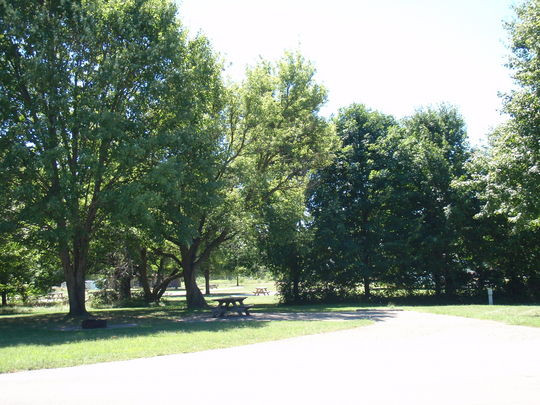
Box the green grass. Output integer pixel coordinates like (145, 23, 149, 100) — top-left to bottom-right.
(407, 305, 540, 327)
(0, 293, 372, 373)
(12, 280, 538, 374)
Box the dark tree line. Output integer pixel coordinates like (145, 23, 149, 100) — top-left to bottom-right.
(266, 104, 538, 303)
(259, 0, 540, 303)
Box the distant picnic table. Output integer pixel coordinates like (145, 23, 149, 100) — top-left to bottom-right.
(253, 287, 270, 296)
(43, 291, 65, 303)
(211, 296, 252, 318)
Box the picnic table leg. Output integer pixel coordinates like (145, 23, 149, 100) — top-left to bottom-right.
(212, 306, 226, 318)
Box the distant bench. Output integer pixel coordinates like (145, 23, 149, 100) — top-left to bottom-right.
(253, 287, 270, 296)
(42, 291, 66, 303)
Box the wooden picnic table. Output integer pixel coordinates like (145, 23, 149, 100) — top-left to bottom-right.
(44, 291, 65, 302)
(212, 296, 252, 318)
(253, 287, 270, 296)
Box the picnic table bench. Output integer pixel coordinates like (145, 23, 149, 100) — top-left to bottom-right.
(253, 287, 270, 296)
(43, 291, 65, 303)
(211, 296, 252, 318)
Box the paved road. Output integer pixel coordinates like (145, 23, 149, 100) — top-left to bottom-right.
(1, 310, 539, 405)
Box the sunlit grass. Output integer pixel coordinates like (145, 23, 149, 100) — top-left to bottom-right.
(406, 305, 540, 327)
(0, 280, 373, 373)
(0, 305, 371, 373)
(9, 280, 538, 374)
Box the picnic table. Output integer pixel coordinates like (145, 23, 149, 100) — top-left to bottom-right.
(253, 287, 270, 296)
(44, 291, 65, 303)
(211, 296, 252, 318)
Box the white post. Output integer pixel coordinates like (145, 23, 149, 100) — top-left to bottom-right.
(487, 288, 493, 305)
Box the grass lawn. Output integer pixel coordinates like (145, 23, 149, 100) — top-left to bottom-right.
(407, 305, 540, 327)
(6, 279, 536, 374)
(0, 286, 372, 373)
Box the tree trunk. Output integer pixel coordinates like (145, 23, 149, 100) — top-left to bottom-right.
(364, 276, 371, 299)
(64, 266, 87, 316)
(114, 255, 132, 301)
(1, 291, 7, 306)
(118, 277, 132, 301)
(136, 248, 154, 302)
(152, 270, 183, 302)
(182, 262, 207, 309)
(61, 237, 90, 317)
(122, 254, 134, 300)
(290, 257, 302, 303)
(171, 226, 231, 308)
(433, 272, 442, 297)
(204, 266, 210, 295)
(136, 249, 185, 303)
(444, 270, 456, 297)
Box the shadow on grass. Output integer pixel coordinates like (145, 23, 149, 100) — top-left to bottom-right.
(200, 309, 400, 323)
(0, 306, 268, 349)
(0, 307, 32, 316)
(255, 302, 389, 313)
(0, 298, 401, 349)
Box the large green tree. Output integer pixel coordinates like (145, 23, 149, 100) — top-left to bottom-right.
(457, 0, 540, 301)
(307, 105, 396, 299)
(462, 147, 540, 301)
(0, 0, 223, 315)
(155, 52, 336, 308)
(303, 105, 470, 300)
(258, 187, 313, 303)
(0, 233, 61, 306)
(398, 106, 470, 296)
(480, 0, 540, 230)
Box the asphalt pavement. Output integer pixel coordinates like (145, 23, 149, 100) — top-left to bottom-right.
(1, 310, 539, 405)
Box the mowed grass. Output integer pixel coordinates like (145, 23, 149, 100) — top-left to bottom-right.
(10, 279, 538, 374)
(407, 305, 540, 327)
(0, 290, 372, 373)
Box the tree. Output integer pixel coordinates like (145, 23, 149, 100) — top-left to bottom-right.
(0, 235, 61, 306)
(456, 0, 540, 302)
(479, 0, 540, 230)
(396, 106, 470, 296)
(156, 52, 336, 309)
(0, 239, 32, 306)
(0, 0, 223, 315)
(256, 187, 313, 303)
(461, 149, 540, 301)
(307, 104, 396, 299)
(299, 104, 470, 302)
(367, 125, 430, 294)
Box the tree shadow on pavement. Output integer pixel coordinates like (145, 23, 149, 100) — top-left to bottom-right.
(180, 309, 401, 323)
(354, 309, 402, 321)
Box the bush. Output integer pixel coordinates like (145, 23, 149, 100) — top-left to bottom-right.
(89, 289, 147, 308)
(88, 289, 119, 307)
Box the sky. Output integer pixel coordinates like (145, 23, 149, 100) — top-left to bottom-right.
(177, 0, 520, 146)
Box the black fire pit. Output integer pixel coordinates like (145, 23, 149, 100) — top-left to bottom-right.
(81, 319, 107, 329)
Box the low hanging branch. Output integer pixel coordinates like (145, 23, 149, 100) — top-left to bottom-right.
(136, 248, 185, 303)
